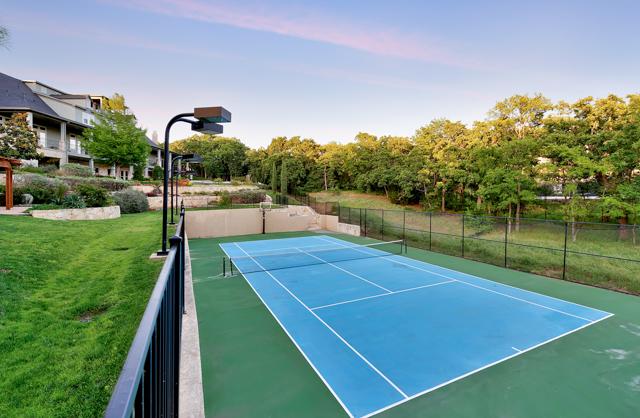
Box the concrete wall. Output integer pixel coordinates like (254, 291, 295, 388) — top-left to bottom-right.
(31, 205, 120, 221)
(148, 195, 221, 210)
(337, 222, 361, 236)
(186, 208, 263, 238)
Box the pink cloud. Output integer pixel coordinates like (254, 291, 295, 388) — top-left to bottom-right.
(104, 0, 478, 68)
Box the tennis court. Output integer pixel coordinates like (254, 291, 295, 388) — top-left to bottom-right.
(219, 235, 613, 418)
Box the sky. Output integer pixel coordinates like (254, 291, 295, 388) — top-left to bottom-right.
(1, 0, 639, 148)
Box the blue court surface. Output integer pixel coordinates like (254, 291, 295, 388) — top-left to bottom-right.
(219, 235, 613, 418)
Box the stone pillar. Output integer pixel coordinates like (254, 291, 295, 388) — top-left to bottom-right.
(89, 158, 94, 173)
(129, 165, 134, 180)
(60, 122, 68, 165)
(112, 164, 117, 179)
(157, 149, 162, 167)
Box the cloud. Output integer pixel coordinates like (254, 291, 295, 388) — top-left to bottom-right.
(103, 0, 478, 68)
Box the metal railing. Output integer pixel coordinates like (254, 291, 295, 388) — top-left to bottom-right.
(273, 193, 640, 295)
(105, 206, 186, 417)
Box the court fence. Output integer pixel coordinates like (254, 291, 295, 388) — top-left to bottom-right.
(105, 206, 186, 418)
(274, 193, 640, 296)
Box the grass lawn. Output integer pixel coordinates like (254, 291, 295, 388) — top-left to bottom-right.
(0, 212, 165, 417)
(310, 190, 420, 210)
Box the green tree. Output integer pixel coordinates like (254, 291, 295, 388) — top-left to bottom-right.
(270, 160, 277, 193)
(171, 135, 247, 180)
(0, 25, 9, 48)
(81, 107, 149, 176)
(0, 113, 40, 160)
(280, 159, 288, 194)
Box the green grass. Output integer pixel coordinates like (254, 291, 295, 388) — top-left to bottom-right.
(0, 212, 166, 417)
(191, 231, 640, 418)
(310, 190, 419, 210)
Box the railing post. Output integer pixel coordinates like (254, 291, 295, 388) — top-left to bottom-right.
(169, 234, 183, 416)
(381, 209, 385, 240)
(504, 216, 508, 267)
(563, 221, 568, 280)
(180, 208, 186, 315)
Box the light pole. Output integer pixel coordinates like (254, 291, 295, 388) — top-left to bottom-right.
(170, 153, 202, 224)
(158, 107, 230, 255)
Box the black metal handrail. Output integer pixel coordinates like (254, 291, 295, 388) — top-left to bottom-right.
(105, 206, 186, 418)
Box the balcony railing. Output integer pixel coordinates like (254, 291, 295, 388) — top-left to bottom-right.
(105, 206, 186, 417)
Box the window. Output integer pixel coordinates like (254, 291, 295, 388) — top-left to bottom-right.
(94, 167, 99, 175)
(107, 168, 112, 176)
(69, 134, 78, 153)
(120, 170, 129, 180)
(33, 125, 47, 147)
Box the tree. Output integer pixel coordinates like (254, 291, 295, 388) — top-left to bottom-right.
(103, 93, 128, 114)
(270, 160, 277, 193)
(81, 106, 149, 176)
(170, 135, 247, 180)
(0, 25, 9, 48)
(0, 113, 40, 160)
(280, 159, 288, 194)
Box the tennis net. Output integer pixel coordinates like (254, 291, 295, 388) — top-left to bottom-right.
(229, 240, 404, 275)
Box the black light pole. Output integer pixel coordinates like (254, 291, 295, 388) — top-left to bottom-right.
(170, 154, 186, 225)
(158, 108, 230, 255)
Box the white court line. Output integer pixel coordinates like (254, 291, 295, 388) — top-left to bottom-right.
(361, 312, 614, 418)
(218, 244, 355, 418)
(511, 346, 522, 353)
(294, 247, 392, 293)
(314, 236, 597, 323)
(233, 242, 409, 400)
(311, 280, 455, 311)
(315, 235, 613, 317)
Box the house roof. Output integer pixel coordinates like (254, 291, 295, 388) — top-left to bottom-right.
(0, 72, 61, 120)
(146, 136, 161, 150)
(51, 94, 90, 100)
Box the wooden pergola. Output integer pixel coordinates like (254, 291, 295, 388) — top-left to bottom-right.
(0, 157, 21, 210)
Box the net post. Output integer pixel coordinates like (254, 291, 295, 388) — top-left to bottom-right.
(223, 257, 226, 277)
(562, 221, 568, 280)
(461, 213, 465, 258)
(504, 216, 508, 267)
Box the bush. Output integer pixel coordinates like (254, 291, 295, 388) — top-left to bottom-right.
(62, 193, 87, 209)
(218, 191, 232, 208)
(13, 174, 68, 204)
(113, 189, 149, 213)
(152, 165, 164, 180)
(59, 176, 129, 191)
(59, 163, 93, 177)
(229, 190, 266, 204)
(75, 184, 112, 207)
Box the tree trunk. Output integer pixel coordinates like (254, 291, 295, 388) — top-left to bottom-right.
(323, 165, 328, 191)
(441, 186, 446, 212)
(476, 195, 482, 209)
(618, 216, 629, 241)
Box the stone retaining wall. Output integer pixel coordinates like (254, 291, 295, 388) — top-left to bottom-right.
(147, 195, 221, 210)
(31, 205, 121, 221)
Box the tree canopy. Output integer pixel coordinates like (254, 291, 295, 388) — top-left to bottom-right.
(169, 135, 248, 180)
(0, 113, 40, 160)
(81, 94, 149, 178)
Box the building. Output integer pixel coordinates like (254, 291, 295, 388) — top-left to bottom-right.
(0, 72, 162, 179)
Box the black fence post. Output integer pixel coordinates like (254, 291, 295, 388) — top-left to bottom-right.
(461, 213, 465, 258)
(169, 233, 182, 415)
(562, 221, 569, 280)
(180, 208, 186, 314)
(359, 208, 363, 234)
(504, 216, 508, 267)
(364, 208, 368, 237)
(381, 209, 385, 241)
(429, 211, 432, 251)
(402, 210, 406, 243)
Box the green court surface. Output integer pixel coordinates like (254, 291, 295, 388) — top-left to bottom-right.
(190, 232, 640, 418)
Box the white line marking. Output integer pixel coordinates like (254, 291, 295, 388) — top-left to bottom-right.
(232, 242, 409, 400)
(361, 312, 614, 418)
(294, 247, 392, 293)
(217, 244, 355, 418)
(311, 280, 455, 311)
(511, 346, 522, 353)
(314, 236, 598, 323)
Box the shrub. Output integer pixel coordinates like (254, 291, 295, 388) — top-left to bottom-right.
(59, 163, 93, 177)
(218, 191, 232, 208)
(113, 189, 149, 213)
(13, 174, 68, 204)
(75, 184, 112, 207)
(62, 193, 87, 209)
(152, 165, 164, 180)
(229, 190, 265, 204)
(59, 176, 130, 191)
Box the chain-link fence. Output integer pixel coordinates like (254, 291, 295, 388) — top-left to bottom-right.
(274, 194, 640, 295)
